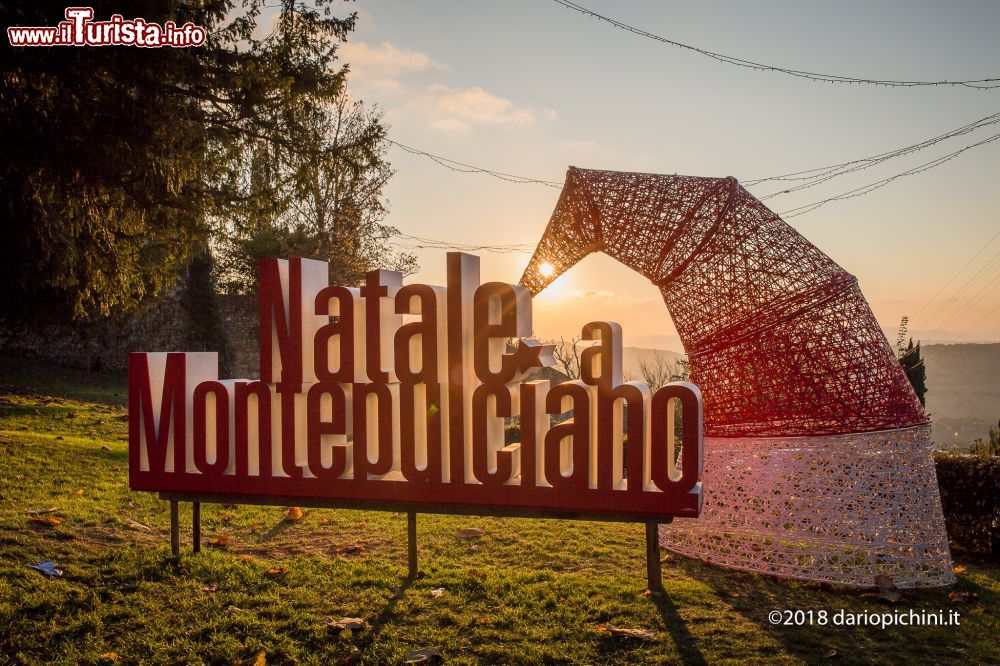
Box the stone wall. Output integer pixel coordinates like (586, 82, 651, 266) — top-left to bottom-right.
(0, 291, 260, 379)
(219, 294, 259, 378)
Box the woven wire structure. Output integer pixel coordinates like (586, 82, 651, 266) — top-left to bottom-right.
(519, 167, 953, 587)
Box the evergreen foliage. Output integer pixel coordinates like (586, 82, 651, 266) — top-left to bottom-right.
(896, 317, 927, 406)
(0, 1, 410, 322)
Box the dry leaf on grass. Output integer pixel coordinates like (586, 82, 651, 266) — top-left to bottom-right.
(210, 533, 233, 548)
(335, 544, 365, 555)
(430, 588, 446, 598)
(593, 622, 658, 641)
(241, 555, 255, 562)
(101, 445, 112, 452)
(69, 489, 84, 496)
(953, 565, 967, 574)
(283, 506, 303, 522)
(99, 652, 119, 663)
(226, 605, 244, 614)
(125, 519, 151, 531)
(323, 617, 365, 631)
(30, 515, 63, 526)
(948, 591, 978, 604)
(265, 567, 286, 577)
(252, 651, 266, 666)
(403, 647, 442, 663)
(26, 507, 60, 516)
(457, 527, 483, 539)
(219, 513, 235, 524)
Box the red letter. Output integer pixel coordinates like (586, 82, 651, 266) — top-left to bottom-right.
(129, 352, 186, 478)
(306, 383, 350, 480)
(193, 381, 230, 476)
(544, 381, 591, 490)
(234, 381, 272, 477)
(314, 285, 356, 383)
(649, 383, 703, 503)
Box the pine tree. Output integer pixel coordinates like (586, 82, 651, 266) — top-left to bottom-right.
(896, 317, 927, 406)
(0, 1, 373, 321)
(900, 338, 927, 406)
(214, 89, 414, 292)
(180, 247, 233, 376)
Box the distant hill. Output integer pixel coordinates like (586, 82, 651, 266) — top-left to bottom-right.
(923, 343, 1000, 445)
(622, 347, 685, 383)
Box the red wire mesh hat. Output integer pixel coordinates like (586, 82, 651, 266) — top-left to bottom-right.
(519, 167, 952, 587)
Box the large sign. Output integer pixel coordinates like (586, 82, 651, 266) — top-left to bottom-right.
(128, 253, 703, 519)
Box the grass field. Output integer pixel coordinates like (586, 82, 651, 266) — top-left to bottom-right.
(0, 356, 997, 665)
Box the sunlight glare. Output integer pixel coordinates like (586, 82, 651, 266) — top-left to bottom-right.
(539, 262, 555, 278)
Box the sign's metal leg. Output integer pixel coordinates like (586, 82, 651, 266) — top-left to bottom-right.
(170, 500, 180, 556)
(192, 502, 201, 553)
(407, 511, 418, 578)
(645, 520, 663, 596)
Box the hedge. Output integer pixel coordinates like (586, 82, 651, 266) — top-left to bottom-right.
(934, 453, 999, 561)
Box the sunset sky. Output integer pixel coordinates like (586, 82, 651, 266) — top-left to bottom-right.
(311, 1, 999, 348)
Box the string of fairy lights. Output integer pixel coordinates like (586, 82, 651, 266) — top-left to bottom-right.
(378, 3, 1000, 339)
(388, 141, 562, 189)
(389, 109, 1000, 239)
(550, 0, 1000, 89)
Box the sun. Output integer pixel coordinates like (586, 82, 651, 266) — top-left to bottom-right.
(539, 262, 555, 278)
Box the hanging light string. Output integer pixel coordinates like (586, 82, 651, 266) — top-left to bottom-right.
(388, 140, 562, 188)
(390, 110, 1000, 205)
(748, 111, 1000, 199)
(551, 0, 1000, 89)
(388, 113, 1000, 251)
(911, 229, 1000, 324)
(389, 120, 1000, 251)
(777, 130, 1000, 218)
(393, 233, 536, 254)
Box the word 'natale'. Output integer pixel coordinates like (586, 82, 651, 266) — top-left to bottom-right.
(129, 254, 703, 518)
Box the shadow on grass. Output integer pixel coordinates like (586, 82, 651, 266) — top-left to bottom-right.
(671, 553, 997, 663)
(0, 355, 127, 405)
(652, 592, 708, 665)
(353, 576, 416, 654)
(262, 519, 297, 542)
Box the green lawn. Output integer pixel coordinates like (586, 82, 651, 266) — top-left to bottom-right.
(0, 357, 997, 664)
